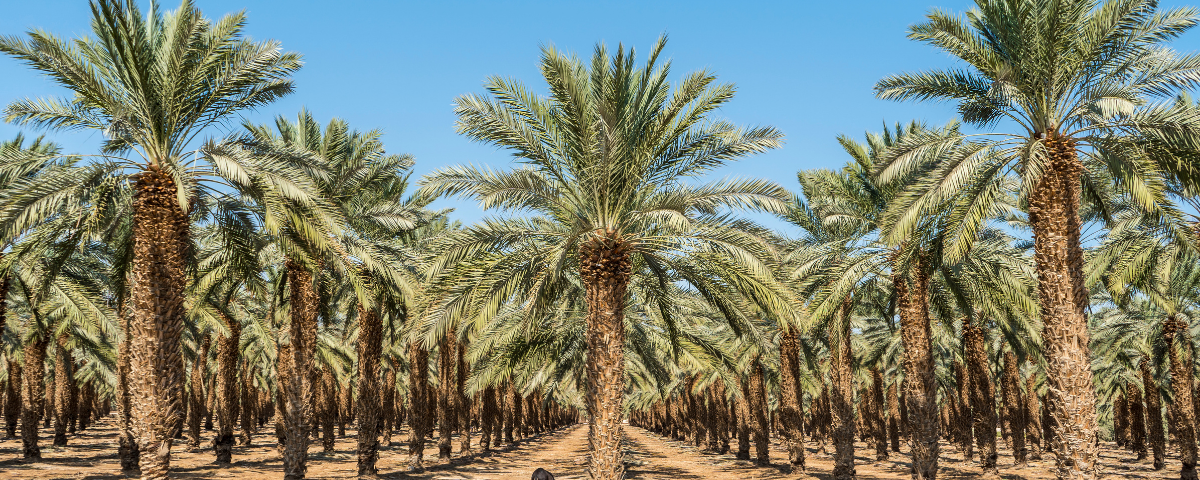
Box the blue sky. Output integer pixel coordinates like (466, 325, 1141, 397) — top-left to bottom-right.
(4, 0, 1200, 235)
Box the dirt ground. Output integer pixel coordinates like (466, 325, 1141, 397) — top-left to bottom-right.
(0, 416, 1184, 479)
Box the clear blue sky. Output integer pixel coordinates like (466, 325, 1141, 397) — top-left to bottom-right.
(4, 0, 1200, 235)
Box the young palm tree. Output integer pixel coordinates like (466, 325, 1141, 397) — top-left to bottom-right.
(0, 1, 301, 476)
(421, 37, 788, 479)
(875, 2, 1200, 476)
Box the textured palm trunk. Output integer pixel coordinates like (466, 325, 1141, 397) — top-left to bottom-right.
(736, 381, 751, 461)
(117, 310, 139, 471)
(779, 327, 807, 467)
(319, 368, 336, 452)
(187, 335, 211, 449)
(407, 339, 430, 471)
(750, 358, 770, 465)
(1002, 351, 1027, 466)
(511, 385, 523, 440)
(954, 360, 973, 459)
(481, 385, 497, 451)
(282, 260, 317, 480)
(437, 331, 457, 461)
(457, 340, 472, 455)
(1128, 381, 1147, 459)
(1164, 317, 1198, 479)
(888, 382, 902, 453)
(897, 264, 938, 479)
(1114, 393, 1129, 449)
(339, 378, 352, 436)
(77, 380, 94, 432)
(870, 368, 889, 461)
(1141, 358, 1166, 470)
(1026, 374, 1042, 461)
(21, 336, 48, 459)
(1027, 136, 1099, 479)
(52, 333, 72, 446)
(128, 166, 189, 479)
(711, 382, 730, 454)
(579, 234, 631, 480)
(503, 381, 517, 444)
(382, 366, 396, 446)
(830, 299, 856, 480)
(43, 376, 53, 430)
(5, 358, 20, 437)
(240, 369, 257, 446)
(356, 305, 383, 476)
(964, 315, 998, 478)
(214, 314, 241, 462)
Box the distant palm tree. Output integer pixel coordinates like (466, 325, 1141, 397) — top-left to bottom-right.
(0, 1, 301, 476)
(874, 1, 1200, 476)
(422, 36, 790, 479)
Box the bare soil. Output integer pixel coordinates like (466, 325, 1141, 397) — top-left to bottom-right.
(0, 417, 1183, 479)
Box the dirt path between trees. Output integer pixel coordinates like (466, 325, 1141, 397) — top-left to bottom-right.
(0, 417, 1186, 479)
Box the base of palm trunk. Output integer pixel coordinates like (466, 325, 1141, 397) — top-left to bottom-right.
(214, 434, 235, 463)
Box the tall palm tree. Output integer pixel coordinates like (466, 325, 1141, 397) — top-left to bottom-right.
(874, 2, 1200, 476)
(421, 37, 789, 479)
(0, 1, 301, 476)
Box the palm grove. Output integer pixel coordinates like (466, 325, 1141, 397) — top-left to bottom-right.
(2, 1, 1200, 480)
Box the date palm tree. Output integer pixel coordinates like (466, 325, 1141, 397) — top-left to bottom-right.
(874, 1, 1200, 476)
(0, 1, 302, 476)
(421, 36, 789, 480)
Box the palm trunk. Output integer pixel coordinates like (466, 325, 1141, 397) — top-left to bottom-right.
(382, 366, 396, 446)
(21, 336, 48, 459)
(1002, 351, 1027, 466)
(779, 327, 807, 467)
(187, 334, 212, 449)
(240, 368, 256, 446)
(77, 380, 94, 432)
(580, 234, 630, 480)
(1141, 357, 1166, 470)
(339, 377, 352, 436)
(736, 380, 751, 461)
(456, 341, 472, 455)
(1129, 381, 1147, 460)
(712, 382, 730, 454)
(214, 313, 241, 463)
(118, 308, 139, 471)
(1027, 135, 1099, 479)
(888, 382, 902, 453)
(1164, 317, 1198, 479)
(870, 367, 889, 461)
(437, 331, 457, 460)
(52, 333, 72, 446)
(964, 315, 998, 478)
(954, 360, 973, 460)
(1114, 392, 1129, 449)
(750, 357, 770, 465)
(5, 357, 20, 437)
(481, 385, 497, 451)
(407, 339, 430, 471)
(1025, 373, 1042, 461)
(128, 166, 189, 479)
(356, 305, 383, 476)
(320, 367, 336, 453)
(502, 381, 516, 444)
(282, 259, 317, 480)
(830, 298, 856, 480)
(897, 263, 939, 479)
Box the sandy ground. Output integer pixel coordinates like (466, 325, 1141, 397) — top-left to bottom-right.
(0, 416, 1185, 479)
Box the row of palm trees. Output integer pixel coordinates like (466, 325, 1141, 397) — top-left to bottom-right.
(3, 0, 1200, 479)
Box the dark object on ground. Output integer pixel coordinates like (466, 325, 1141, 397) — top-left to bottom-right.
(532, 467, 556, 480)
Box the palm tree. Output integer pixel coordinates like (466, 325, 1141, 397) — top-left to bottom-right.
(421, 36, 788, 479)
(0, 1, 301, 476)
(874, 2, 1200, 476)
